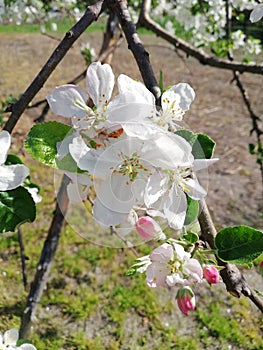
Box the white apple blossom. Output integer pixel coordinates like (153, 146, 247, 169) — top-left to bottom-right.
(140, 242, 203, 288)
(0, 131, 29, 191)
(250, 3, 263, 22)
(0, 328, 36, 350)
(145, 158, 218, 230)
(70, 132, 193, 227)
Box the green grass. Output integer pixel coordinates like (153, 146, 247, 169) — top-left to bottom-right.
(0, 19, 106, 34)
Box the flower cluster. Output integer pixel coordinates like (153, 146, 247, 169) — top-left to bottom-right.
(132, 241, 220, 315)
(46, 61, 221, 315)
(151, 0, 262, 56)
(47, 61, 217, 233)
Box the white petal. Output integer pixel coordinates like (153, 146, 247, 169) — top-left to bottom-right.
(142, 134, 193, 169)
(163, 185, 187, 230)
(122, 122, 162, 140)
(170, 83, 195, 111)
(67, 182, 88, 202)
(250, 4, 263, 22)
(0, 164, 29, 191)
(107, 91, 156, 124)
(86, 61, 114, 108)
(193, 158, 219, 171)
(94, 173, 134, 214)
(144, 171, 169, 207)
(92, 197, 129, 227)
(19, 344, 37, 350)
(57, 133, 76, 160)
(0, 130, 11, 165)
(182, 177, 207, 200)
(69, 135, 90, 164)
(3, 328, 18, 346)
(47, 85, 88, 118)
(117, 74, 156, 105)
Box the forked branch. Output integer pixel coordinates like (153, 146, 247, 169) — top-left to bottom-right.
(138, 0, 263, 75)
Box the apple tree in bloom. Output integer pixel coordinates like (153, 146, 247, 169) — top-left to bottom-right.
(0, 0, 262, 344)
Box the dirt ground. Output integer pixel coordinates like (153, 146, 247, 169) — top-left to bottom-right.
(0, 31, 263, 348)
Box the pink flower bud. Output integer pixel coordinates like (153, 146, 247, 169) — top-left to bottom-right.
(203, 266, 220, 284)
(135, 216, 165, 240)
(176, 286, 196, 316)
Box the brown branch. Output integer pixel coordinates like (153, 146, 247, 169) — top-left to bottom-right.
(106, 0, 161, 105)
(199, 199, 263, 312)
(138, 0, 263, 75)
(3, 0, 105, 134)
(17, 227, 28, 291)
(19, 175, 70, 339)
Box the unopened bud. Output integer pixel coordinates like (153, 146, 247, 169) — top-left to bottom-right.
(135, 216, 166, 240)
(204, 266, 220, 284)
(176, 286, 196, 316)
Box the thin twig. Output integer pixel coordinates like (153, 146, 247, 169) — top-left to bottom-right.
(138, 0, 263, 75)
(224, 0, 263, 191)
(3, 0, 105, 134)
(107, 0, 161, 105)
(17, 227, 28, 290)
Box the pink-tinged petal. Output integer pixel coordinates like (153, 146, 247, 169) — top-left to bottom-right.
(47, 85, 88, 118)
(0, 130, 11, 164)
(182, 177, 207, 200)
(204, 266, 220, 284)
(146, 262, 170, 287)
(0, 164, 29, 191)
(173, 243, 191, 262)
(86, 61, 114, 108)
(250, 4, 263, 22)
(149, 242, 174, 263)
(183, 258, 203, 283)
(135, 216, 165, 240)
(3, 328, 18, 346)
(176, 287, 195, 316)
(170, 83, 195, 111)
(193, 158, 219, 171)
(163, 185, 187, 230)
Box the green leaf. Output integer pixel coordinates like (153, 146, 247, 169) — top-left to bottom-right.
(25, 121, 72, 167)
(0, 187, 36, 233)
(184, 196, 199, 226)
(175, 130, 216, 159)
(183, 231, 199, 244)
(5, 154, 23, 165)
(126, 268, 137, 276)
(175, 129, 197, 146)
(192, 133, 216, 159)
(215, 225, 263, 264)
(56, 153, 81, 173)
